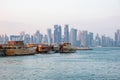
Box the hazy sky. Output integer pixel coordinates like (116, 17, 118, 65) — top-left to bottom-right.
(0, 0, 120, 38)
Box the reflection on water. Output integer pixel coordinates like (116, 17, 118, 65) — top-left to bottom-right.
(0, 47, 120, 80)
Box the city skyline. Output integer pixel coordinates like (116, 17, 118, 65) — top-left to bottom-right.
(0, 24, 119, 38)
(0, 25, 120, 47)
(0, 0, 120, 37)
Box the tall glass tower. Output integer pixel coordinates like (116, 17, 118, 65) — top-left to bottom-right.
(47, 28, 52, 44)
(64, 25, 69, 43)
(70, 28, 77, 46)
(54, 25, 62, 44)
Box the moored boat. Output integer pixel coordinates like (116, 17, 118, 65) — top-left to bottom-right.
(59, 43, 77, 53)
(3, 41, 36, 56)
(37, 44, 54, 54)
(0, 45, 6, 56)
(5, 46, 36, 56)
(0, 49, 6, 56)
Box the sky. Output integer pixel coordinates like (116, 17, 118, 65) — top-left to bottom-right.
(0, 0, 120, 38)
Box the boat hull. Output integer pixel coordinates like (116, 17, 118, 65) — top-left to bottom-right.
(0, 49, 6, 56)
(5, 47, 36, 56)
(60, 48, 76, 53)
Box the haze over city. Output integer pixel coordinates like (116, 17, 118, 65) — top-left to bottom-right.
(0, 0, 120, 38)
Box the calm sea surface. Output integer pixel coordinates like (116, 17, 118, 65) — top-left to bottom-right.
(0, 47, 120, 80)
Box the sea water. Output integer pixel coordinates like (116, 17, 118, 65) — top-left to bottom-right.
(0, 47, 120, 80)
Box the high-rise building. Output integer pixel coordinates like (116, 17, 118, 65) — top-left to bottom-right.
(30, 35, 34, 44)
(20, 31, 25, 41)
(47, 28, 52, 44)
(58, 25, 62, 43)
(101, 35, 106, 47)
(54, 25, 58, 44)
(4, 34, 9, 44)
(10, 35, 21, 41)
(64, 25, 69, 43)
(115, 29, 120, 46)
(80, 30, 88, 47)
(95, 34, 101, 46)
(34, 30, 43, 44)
(87, 32, 93, 47)
(70, 28, 77, 46)
(77, 30, 82, 46)
(0, 34, 9, 44)
(0, 35, 3, 44)
(107, 37, 114, 47)
(43, 35, 48, 43)
(101, 35, 114, 47)
(54, 25, 62, 44)
(24, 34, 31, 44)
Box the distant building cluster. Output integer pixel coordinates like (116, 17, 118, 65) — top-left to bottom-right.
(0, 25, 120, 47)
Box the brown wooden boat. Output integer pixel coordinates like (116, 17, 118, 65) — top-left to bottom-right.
(3, 41, 36, 56)
(59, 43, 76, 53)
(5, 46, 36, 56)
(37, 44, 55, 54)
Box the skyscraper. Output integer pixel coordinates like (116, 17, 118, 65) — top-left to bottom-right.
(4, 34, 9, 44)
(77, 30, 82, 47)
(24, 34, 31, 44)
(54, 25, 62, 44)
(115, 29, 120, 46)
(34, 30, 43, 44)
(101, 35, 114, 47)
(0, 34, 9, 44)
(30, 35, 34, 44)
(58, 25, 62, 43)
(95, 34, 101, 46)
(64, 25, 69, 43)
(80, 30, 88, 47)
(70, 28, 77, 46)
(47, 28, 52, 44)
(10, 35, 21, 41)
(87, 32, 93, 47)
(20, 31, 25, 41)
(43, 35, 48, 43)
